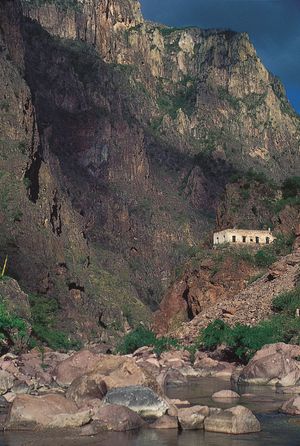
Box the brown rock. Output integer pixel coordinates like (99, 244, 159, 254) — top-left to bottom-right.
(194, 357, 235, 378)
(280, 397, 300, 415)
(204, 405, 261, 434)
(149, 414, 178, 429)
(86, 355, 160, 393)
(66, 375, 107, 405)
(6, 394, 91, 430)
(80, 404, 145, 435)
(237, 343, 300, 386)
(53, 350, 101, 387)
(178, 405, 209, 430)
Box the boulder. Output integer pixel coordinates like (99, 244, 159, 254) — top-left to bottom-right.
(280, 397, 300, 415)
(149, 414, 178, 429)
(194, 357, 235, 378)
(76, 355, 160, 394)
(80, 404, 145, 435)
(204, 405, 261, 434)
(5, 394, 91, 430)
(18, 349, 69, 386)
(103, 386, 169, 418)
(66, 375, 107, 405)
(212, 390, 240, 400)
(237, 343, 300, 386)
(53, 350, 101, 387)
(0, 370, 14, 395)
(178, 405, 209, 430)
(158, 369, 188, 388)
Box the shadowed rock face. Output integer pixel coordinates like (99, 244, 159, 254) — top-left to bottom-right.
(0, 0, 299, 341)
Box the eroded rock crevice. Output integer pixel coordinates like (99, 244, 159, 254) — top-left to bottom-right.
(50, 190, 62, 236)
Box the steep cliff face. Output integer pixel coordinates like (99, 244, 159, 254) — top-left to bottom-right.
(23, 0, 300, 180)
(1, 0, 299, 341)
(0, 0, 152, 341)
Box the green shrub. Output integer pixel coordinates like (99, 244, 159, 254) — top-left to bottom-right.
(116, 325, 181, 356)
(116, 325, 156, 355)
(0, 299, 30, 354)
(282, 176, 300, 199)
(254, 249, 277, 267)
(29, 294, 80, 351)
(274, 196, 300, 213)
(153, 337, 181, 356)
(201, 319, 230, 350)
(201, 314, 300, 363)
(272, 288, 300, 315)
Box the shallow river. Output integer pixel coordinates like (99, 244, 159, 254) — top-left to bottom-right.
(1, 378, 300, 446)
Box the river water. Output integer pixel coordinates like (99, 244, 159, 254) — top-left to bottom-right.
(1, 378, 300, 446)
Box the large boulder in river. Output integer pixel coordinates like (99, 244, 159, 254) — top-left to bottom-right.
(6, 394, 91, 430)
(280, 397, 300, 415)
(204, 405, 261, 434)
(178, 405, 209, 430)
(236, 343, 300, 386)
(103, 386, 169, 418)
(80, 404, 145, 435)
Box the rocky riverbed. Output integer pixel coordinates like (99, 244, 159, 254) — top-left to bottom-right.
(0, 342, 299, 439)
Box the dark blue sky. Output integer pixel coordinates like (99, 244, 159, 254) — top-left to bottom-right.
(141, 0, 300, 114)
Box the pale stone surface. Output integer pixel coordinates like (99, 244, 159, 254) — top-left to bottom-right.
(204, 405, 261, 434)
(6, 394, 91, 430)
(85, 355, 160, 393)
(103, 386, 169, 418)
(237, 343, 300, 386)
(0, 370, 14, 395)
(212, 390, 240, 400)
(280, 397, 300, 415)
(178, 405, 209, 430)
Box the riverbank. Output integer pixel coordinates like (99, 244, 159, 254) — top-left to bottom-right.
(0, 342, 300, 437)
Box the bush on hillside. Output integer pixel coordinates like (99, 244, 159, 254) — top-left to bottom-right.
(0, 299, 30, 354)
(116, 325, 181, 356)
(282, 176, 300, 199)
(272, 288, 300, 315)
(29, 294, 81, 351)
(201, 313, 300, 363)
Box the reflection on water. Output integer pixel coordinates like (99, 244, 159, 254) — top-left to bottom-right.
(1, 378, 300, 446)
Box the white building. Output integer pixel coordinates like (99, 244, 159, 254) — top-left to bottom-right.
(213, 229, 275, 247)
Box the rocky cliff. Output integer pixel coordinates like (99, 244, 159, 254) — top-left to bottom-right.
(0, 0, 299, 341)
